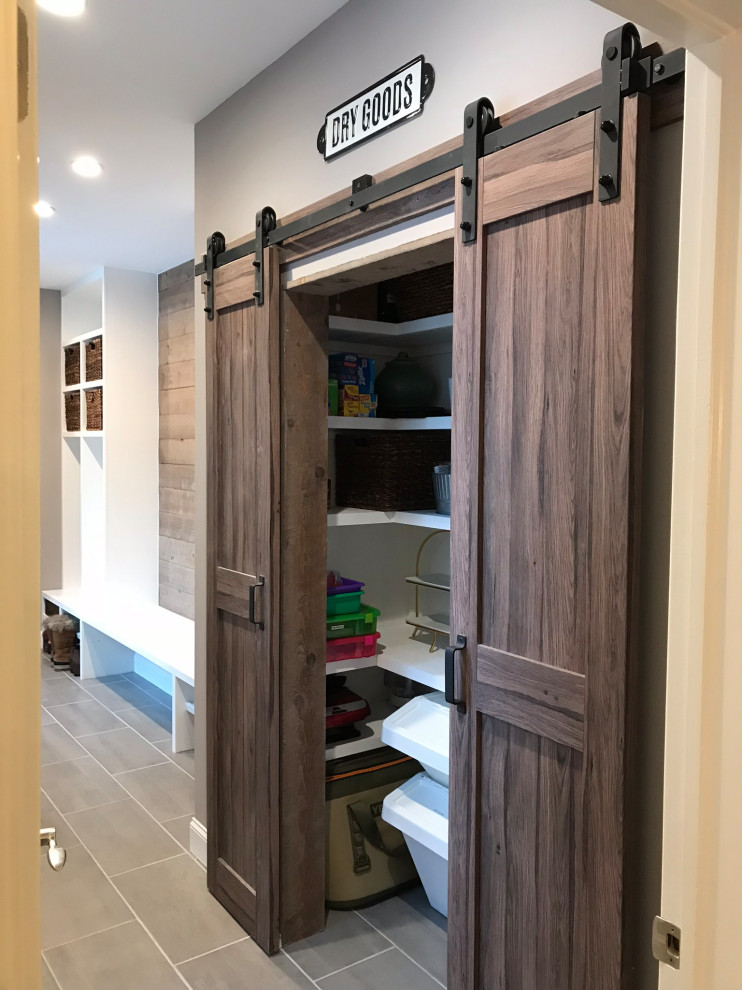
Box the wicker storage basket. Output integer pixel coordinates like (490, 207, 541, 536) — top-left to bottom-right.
(64, 391, 81, 432)
(85, 387, 103, 431)
(64, 343, 81, 386)
(85, 336, 103, 381)
(335, 431, 451, 511)
(387, 264, 453, 323)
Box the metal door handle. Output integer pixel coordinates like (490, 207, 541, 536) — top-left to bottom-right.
(40, 827, 66, 872)
(445, 635, 467, 713)
(249, 576, 265, 630)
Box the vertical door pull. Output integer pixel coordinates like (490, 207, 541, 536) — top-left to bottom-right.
(445, 635, 467, 713)
(249, 576, 265, 630)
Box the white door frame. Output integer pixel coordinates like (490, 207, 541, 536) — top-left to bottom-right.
(597, 2, 742, 986)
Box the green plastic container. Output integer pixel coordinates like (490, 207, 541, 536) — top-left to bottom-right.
(326, 590, 365, 616)
(326, 605, 380, 640)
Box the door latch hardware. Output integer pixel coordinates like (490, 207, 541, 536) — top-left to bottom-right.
(203, 231, 225, 322)
(598, 22, 641, 202)
(351, 174, 373, 212)
(40, 827, 67, 872)
(253, 206, 276, 305)
(460, 97, 497, 244)
(248, 576, 265, 630)
(445, 634, 467, 713)
(652, 916, 681, 969)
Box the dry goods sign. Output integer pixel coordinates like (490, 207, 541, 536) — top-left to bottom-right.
(317, 56, 435, 161)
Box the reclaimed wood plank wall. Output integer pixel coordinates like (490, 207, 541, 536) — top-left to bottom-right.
(158, 259, 195, 619)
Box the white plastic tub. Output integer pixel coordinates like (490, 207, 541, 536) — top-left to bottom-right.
(380, 691, 450, 786)
(382, 772, 449, 916)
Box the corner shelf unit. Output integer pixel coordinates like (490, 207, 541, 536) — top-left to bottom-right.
(327, 508, 450, 531)
(328, 311, 453, 347)
(62, 327, 104, 437)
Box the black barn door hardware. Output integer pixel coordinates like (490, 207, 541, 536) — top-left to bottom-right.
(249, 576, 265, 630)
(196, 27, 685, 279)
(445, 634, 467, 714)
(253, 206, 277, 305)
(203, 231, 225, 321)
(352, 174, 373, 212)
(599, 22, 641, 201)
(460, 97, 497, 244)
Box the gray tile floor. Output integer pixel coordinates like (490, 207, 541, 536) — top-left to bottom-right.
(40, 657, 447, 989)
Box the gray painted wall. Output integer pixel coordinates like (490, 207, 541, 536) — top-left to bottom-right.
(192, 0, 663, 848)
(40, 289, 62, 590)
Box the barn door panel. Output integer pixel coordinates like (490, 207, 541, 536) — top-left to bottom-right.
(206, 247, 280, 953)
(449, 95, 648, 989)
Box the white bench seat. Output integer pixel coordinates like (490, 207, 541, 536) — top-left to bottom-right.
(43, 587, 195, 753)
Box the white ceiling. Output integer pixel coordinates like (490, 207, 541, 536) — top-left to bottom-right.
(37, 0, 348, 289)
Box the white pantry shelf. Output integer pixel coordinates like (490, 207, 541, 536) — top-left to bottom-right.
(81, 378, 104, 390)
(329, 312, 453, 348)
(325, 655, 378, 675)
(327, 508, 450, 531)
(376, 619, 447, 692)
(328, 415, 451, 431)
(66, 327, 104, 347)
(325, 700, 395, 760)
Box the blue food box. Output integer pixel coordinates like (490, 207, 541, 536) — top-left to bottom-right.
(328, 353, 375, 394)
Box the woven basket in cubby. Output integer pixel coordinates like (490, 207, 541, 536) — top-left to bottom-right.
(85, 336, 103, 381)
(64, 343, 81, 386)
(85, 387, 103, 431)
(64, 391, 80, 432)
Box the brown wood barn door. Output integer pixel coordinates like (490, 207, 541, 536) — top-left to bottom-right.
(206, 247, 280, 953)
(449, 95, 648, 989)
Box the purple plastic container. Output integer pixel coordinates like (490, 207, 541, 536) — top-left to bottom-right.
(327, 576, 365, 596)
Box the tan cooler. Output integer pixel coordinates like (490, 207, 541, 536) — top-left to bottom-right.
(325, 747, 421, 910)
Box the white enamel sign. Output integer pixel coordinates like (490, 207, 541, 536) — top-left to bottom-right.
(319, 56, 432, 161)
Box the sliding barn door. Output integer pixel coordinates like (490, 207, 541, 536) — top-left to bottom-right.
(206, 248, 280, 952)
(449, 95, 648, 988)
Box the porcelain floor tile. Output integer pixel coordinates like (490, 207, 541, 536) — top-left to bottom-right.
(81, 678, 161, 711)
(41, 706, 57, 726)
(41, 757, 127, 814)
(179, 939, 316, 989)
(47, 699, 124, 737)
(112, 854, 244, 964)
(116, 704, 171, 742)
(114, 762, 194, 821)
(317, 948, 440, 989)
(284, 910, 391, 981)
(160, 815, 192, 850)
(41, 678, 90, 707)
(358, 888, 447, 985)
(40, 791, 80, 852)
(154, 740, 194, 776)
(45, 920, 184, 990)
(41, 724, 86, 766)
(40, 846, 132, 951)
(77, 727, 168, 774)
(66, 799, 181, 877)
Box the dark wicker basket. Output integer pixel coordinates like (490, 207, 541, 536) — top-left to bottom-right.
(64, 343, 81, 386)
(335, 431, 451, 511)
(85, 336, 103, 381)
(64, 391, 80, 432)
(85, 387, 103, 431)
(387, 264, 453, 323)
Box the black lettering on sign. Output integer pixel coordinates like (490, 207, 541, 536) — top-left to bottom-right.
(403, 73, 413, 109)
(382, 86, 391, 119)
(372, 92, 381, 126)
(350, 105, 358, 137)
(332, 117, 341, 148)
(393, 79, 402, 114)
(341, 110, 350, 142)
(362, 98, 371, 130)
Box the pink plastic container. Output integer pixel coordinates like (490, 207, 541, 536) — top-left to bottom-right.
(326, 632, 380, 664)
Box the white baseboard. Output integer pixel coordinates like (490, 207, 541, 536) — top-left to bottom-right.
(189, 817, 207, 866)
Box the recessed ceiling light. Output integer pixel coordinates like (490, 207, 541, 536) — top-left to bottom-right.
(34, 201, 55, 218)
(37, 0, 86, 15)
(72, 156, 103, 178)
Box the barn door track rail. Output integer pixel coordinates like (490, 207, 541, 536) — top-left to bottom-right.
(197, 23, 685, 313)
